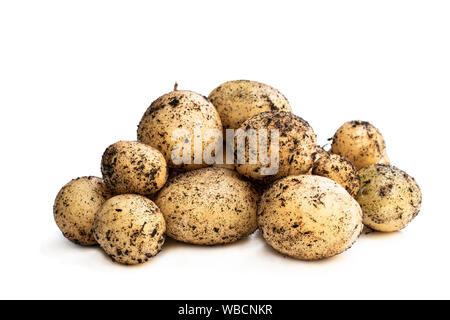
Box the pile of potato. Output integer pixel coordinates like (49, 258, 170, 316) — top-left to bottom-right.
(54, 80, 422, 264)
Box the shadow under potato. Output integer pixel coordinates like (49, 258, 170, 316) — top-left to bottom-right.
(257, 234, 351, 264)
(360, 228, 403, 239)
(161, 230, 257, 251)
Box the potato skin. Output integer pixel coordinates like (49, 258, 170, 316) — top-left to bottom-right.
(155, 167, 259, 245)
(101, 141, 168, 196)
(235, 111, 317, 182)
(357, 164, 422, 232)
(258, 175, 363, 260)
(208, 80, 292, 129)
(93, 194, 166, 265)
(312, 153, 360, 197)
(137, 90, 222, 171)
(331, 121, 389, 169)
(312, 146, 329, 163)
(53, 176, 111, 246)
(212, 143, 236, 171)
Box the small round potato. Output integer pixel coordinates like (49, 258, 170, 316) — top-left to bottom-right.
(155, 167, 259, 245)
(101, 141, 168, 196)
(54, 176, 111, 246)
(235, 111, 317, 182)
(312, 146, 329, 163)
(137, 90, 223, 171)
(93, 194, 166, 265)
(258, 175, 363, 260)
(208, 80, 292, 129)
(357, 164, 422, 232)
(331, 121, 389, 169)
(309, 146, 329, 174)
(312, 153, 360, 197)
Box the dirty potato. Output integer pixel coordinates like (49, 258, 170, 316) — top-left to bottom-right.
(357, 164, 422, 232)
(137, 89, 223, 171)
(155, 167, 259, 245)
(331, 121, 389, 169)
(54, 176, 111, 246)
(258, 175, 363, 260)
(235, 111, 317, 182)
(208, 80, 292, 130)
(93, 194, 166, 265)
(101, 141, 168, 196)
(312, 153, 360, 197)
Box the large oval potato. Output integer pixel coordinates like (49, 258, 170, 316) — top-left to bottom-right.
(331, 120, 389, 169)
(258, 175, 363, 260)
(138, 90, 223, 171)
(54, 176, 111, 246)
(155, 167, 259, 245)
(357, 164, 422, 232)
(235, 111, 317, 182)
(208, 80, 291, 130)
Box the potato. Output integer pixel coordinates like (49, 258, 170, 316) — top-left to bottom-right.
(208, 80, 292, 129)
(101, 141, 168, 196)
(331, 120, 389, 169)
(308, 146, 329, 174)
(312, 146, 329, 163)
(53, 176, 111, 246)
(212, 143, 236, 170)
(312, 153, 360, 197)
(155, 167, 258, 245)
(137, 90, 222, 171)
(93, 194, 166, 265)
(235, 111, 317, 182)
(357, 164, 422, 232)
(258, 175, 363, 260)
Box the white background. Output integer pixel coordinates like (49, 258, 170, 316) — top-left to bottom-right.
(0, 0, 449, 300)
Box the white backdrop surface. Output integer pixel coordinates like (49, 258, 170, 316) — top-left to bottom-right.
(0, 0, 449, 299)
